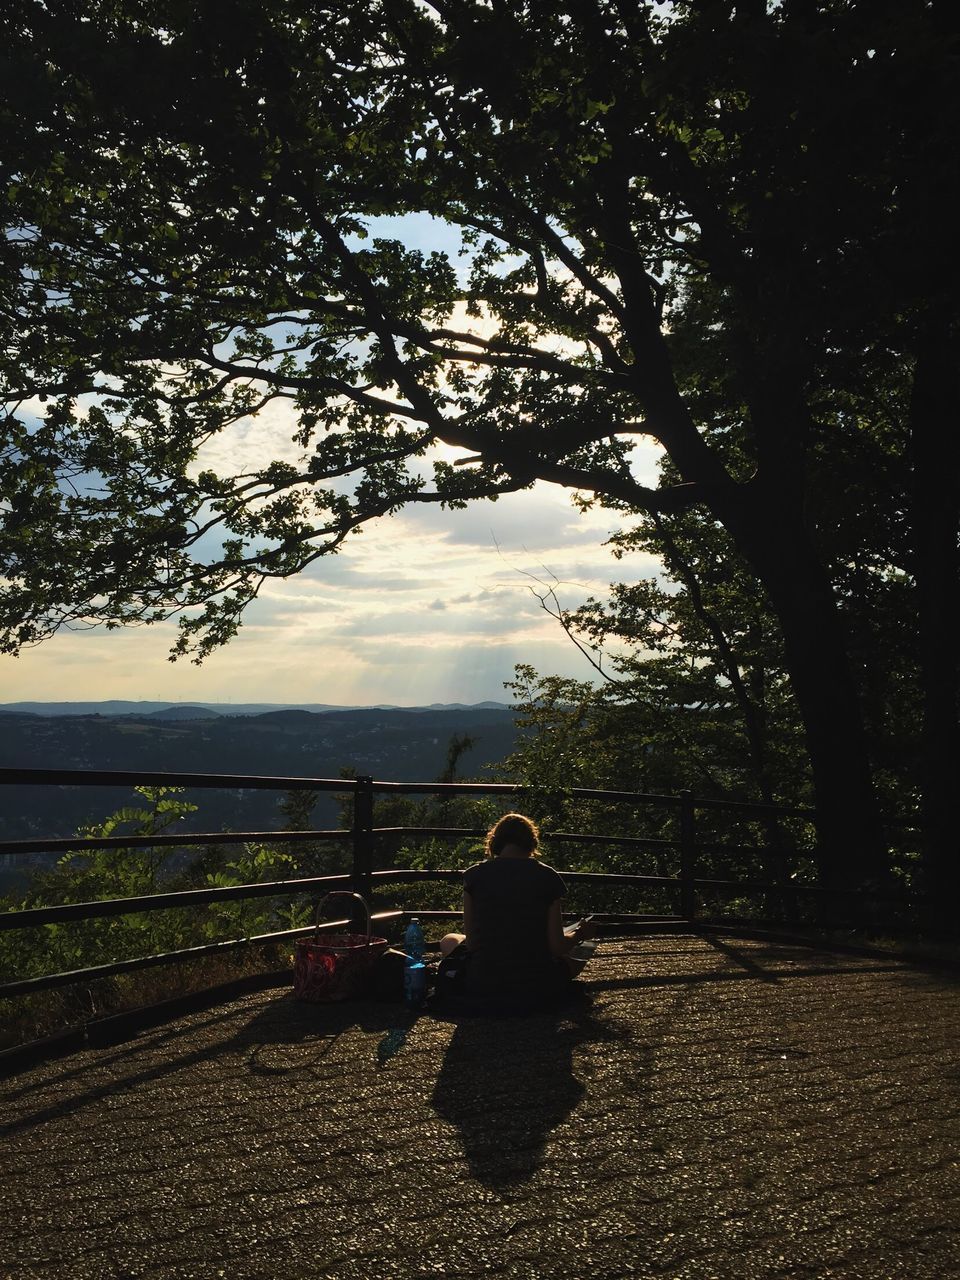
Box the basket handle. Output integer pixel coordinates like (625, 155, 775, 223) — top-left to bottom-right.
(313, 891, 372, 945)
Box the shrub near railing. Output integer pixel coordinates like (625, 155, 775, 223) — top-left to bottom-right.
(0, 784, 339, 1045)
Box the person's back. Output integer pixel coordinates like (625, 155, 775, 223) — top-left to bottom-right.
(462, 855, 567, 998)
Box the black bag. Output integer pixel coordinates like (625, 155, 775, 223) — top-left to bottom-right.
(367, 947, 409, 1001)
(434, 943, 471, 998)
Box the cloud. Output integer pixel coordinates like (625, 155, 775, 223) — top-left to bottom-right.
(0, 564, 621, 706)
(190, 397, 306, 479)
(4, 381, 666, 707)
(1, 489, 651, 704)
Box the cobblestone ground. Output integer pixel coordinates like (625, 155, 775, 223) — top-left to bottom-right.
(2, 933, 959, 1280)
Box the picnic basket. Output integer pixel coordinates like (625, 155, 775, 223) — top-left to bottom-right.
(293, 891, 389, 1002)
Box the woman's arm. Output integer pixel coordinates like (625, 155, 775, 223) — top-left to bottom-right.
(462, 889, 476, 951)
(547, 898, 571, 959)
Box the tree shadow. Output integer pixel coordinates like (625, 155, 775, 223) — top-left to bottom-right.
(242, 991, 418, 1076)
(430, 993, 623, 1188)
(0, 991, 415, 1137)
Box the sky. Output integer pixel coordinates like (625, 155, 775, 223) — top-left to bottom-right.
(2, 216, 666, 708)
(0, 469, 663, 707)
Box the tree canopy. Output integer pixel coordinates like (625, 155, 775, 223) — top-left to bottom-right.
(3, 0, 958, 890)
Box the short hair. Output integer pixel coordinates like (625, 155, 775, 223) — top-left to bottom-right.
(485, 813, 540, 858)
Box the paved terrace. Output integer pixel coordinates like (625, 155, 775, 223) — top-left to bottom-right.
(2, 933, 960, 1280)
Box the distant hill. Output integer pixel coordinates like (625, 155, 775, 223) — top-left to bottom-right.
(146, 705, 223, 721)
(0, 705, 521, 855)
(253, 709, 321, 723)
(0, 700, 511, 717)
(418, 701, 510, 711)
(0, 700, 362, 717)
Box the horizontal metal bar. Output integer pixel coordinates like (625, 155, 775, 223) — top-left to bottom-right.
(692, 875, 808, 893)
(391, 908, 688, 924)
(377, 868, 909, 904)
(393, 908, 461, 919)
(371, 828, 677, 850)
(0, 866, 684, 933)
(369, 781, 522, 796)
(565, 787, 684, 806)
(0, 905, 712, 1000)
(378, 829, 677, 849)
(369, 868, 683, 890)
(0, 828, 352, 859)
(557, 870, 682, 889)
(2, 859, 909, 937)
(547, 832, 677, 849)
(368, 781, 686, 806)
(0, 873, 353, 931)
(399, 866, 910, 905)
(582, 913, 688, 925)
(371, 868, 464, 883)
(0, 910, 403, 999)
(372, 826, 485, 839)
(694, 798, 817, 819)
(692, 876, 910, 905)
(0, 825, 677, 860)
(1, 769, 817, 822)
(0, 767, 360, 793)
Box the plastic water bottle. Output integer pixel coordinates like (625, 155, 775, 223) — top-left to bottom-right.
(404, 918, 426, 1007)
(404, 918, 425, 962)
(404, 960, 427, 1008)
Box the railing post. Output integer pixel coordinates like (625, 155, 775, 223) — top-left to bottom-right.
(352, 775, 375, 908)
(678, 788, 697, 922)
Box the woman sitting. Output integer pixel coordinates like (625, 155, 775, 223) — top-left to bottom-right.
(438, 813, 595, 1008)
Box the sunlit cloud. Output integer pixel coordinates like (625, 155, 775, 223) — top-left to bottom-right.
(2, 478, 662, 705)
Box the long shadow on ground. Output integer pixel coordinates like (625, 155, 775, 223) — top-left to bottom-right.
(430, 995, 628, 1188)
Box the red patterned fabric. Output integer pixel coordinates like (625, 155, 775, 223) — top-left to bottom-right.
(293, 932, 389, 1002)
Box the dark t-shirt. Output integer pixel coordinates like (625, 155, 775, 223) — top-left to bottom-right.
(462, 856, 567, 996)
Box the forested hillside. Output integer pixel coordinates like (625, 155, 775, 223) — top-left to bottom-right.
(0, 705, 517, 849)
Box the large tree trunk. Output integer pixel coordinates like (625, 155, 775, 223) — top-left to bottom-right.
(716, 487, 885, 894)
(911, 320, 960, 930)
(763, 549, 884, 892)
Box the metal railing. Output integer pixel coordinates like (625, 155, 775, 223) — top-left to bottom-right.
(0, 766, 839, 1000)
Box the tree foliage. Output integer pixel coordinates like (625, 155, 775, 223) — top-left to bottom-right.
(0, 0, 936, 642)
(0, 786, 318, 1043)
(2, 0, 958, 886)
